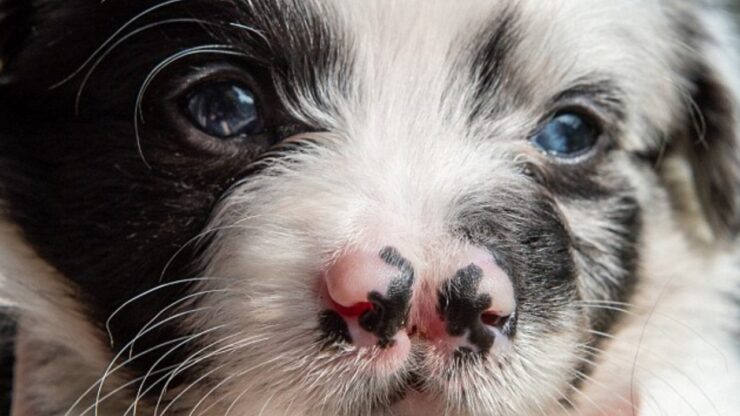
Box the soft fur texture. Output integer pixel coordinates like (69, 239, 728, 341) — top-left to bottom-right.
(0, 1, 738, 415)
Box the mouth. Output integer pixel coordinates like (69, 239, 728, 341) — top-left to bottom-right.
(388, 370, 430, 405)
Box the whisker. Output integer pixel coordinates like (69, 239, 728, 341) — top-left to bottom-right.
(580, 342, 720, 416)
(51, 0, 191, 88)
(74, 18, 213, 115)
(66, 333, 205, 416)
(171, 348, 285, 416)
(257, 392, 279, 416)
(570, 365, 635, 411)
(577, 302, 729, 365)
(129, 289, 230, 357)
(105, 277, 226, 346)
(564, 374, 613, 416)
(158, 223, 257, 283)
(97, 304, 217, 408)
(102, 304, 219, 401)
(76, 365, 179, 416)
(213, 343, 343, 416)
(153, 332, 271, 415)
(514, 353, 577, 416)
(127, 325, 227, 416)
(116, 332, 257, 416)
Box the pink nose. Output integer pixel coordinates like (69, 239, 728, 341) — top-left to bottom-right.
(437, 246, 516, 353)
(322, 247, 414, 348)
(321, 245, 516, 354)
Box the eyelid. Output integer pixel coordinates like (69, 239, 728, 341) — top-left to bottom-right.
(547, 81, 626, 126)
(168, 63, 263, 102)
(530, 102, 613, 165)
(543, 99, 606, 131)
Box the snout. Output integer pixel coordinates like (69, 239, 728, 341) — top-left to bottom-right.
(320, 244, 517, 358)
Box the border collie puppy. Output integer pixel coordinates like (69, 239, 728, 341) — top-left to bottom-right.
(0, 1, 738, 415)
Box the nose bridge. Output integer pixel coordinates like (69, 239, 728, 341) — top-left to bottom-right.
(338, 112, 483, 235)
(339, 14, 475, 206)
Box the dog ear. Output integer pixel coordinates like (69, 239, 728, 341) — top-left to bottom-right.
(668, 14, 740, 242)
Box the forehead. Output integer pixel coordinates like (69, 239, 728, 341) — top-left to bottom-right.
(246, 0, 684, 143)
(325, 0, 676, 77)
(17, 0, 687, 151)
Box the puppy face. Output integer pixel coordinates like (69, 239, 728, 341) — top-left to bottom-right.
(0, 1, 738, 415)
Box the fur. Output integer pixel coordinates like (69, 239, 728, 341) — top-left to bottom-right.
(0, 1, 738, 415)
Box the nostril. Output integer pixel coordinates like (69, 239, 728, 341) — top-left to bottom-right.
(320, 247, 415, 349)
(323, 249, 400, 310)
(480, 311, 509, 330)
(331, 300, 374, 318)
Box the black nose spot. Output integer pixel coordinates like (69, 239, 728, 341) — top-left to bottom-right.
(357, 247, 415, 348)
(438, 264, 496, 353)
(319, 247, 415, 349)
(319, 310, 352, 347)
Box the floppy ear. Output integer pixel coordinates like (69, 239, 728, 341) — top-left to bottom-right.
(669, 11, 740, 241)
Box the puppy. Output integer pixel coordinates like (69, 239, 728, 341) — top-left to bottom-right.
(0, 1, 738, 415)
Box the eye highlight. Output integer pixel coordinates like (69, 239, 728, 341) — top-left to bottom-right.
(532, 112, 600, 157)
(185, 81, 264, 138)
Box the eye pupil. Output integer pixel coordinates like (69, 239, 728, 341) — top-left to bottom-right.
(186, 82, 263, 138)
(533, 112, 599, 157)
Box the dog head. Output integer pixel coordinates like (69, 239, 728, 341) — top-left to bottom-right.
(0, 1, 738, 415)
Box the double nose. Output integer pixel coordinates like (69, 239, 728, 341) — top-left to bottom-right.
(321, 245, 516, 354)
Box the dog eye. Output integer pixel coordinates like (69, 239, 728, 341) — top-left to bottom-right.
(532, 112, 599, 157)
(185, 81, 264, 138)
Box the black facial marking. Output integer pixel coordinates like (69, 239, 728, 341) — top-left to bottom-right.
(379, 246, 414, 273)
(522, 157, 617, 201)
(0, 0, 348, 402)
(574, 195, 641, 333)
(468, 7, 523, 119)
(357, 247, 415, 348)
(456, 193, 577, 337)
(438, 264, 496, 354)
(680, 65, 740, 237)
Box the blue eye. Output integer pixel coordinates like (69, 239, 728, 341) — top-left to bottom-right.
(532, 112, 600, 157)
(185, 81, 264, 138)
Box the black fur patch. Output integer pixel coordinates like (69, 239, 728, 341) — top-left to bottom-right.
(467, 6, 524, 120)
(682, 65, 740, 237)
(0, 0, 349, 403)
(456, 190, 579, 337)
